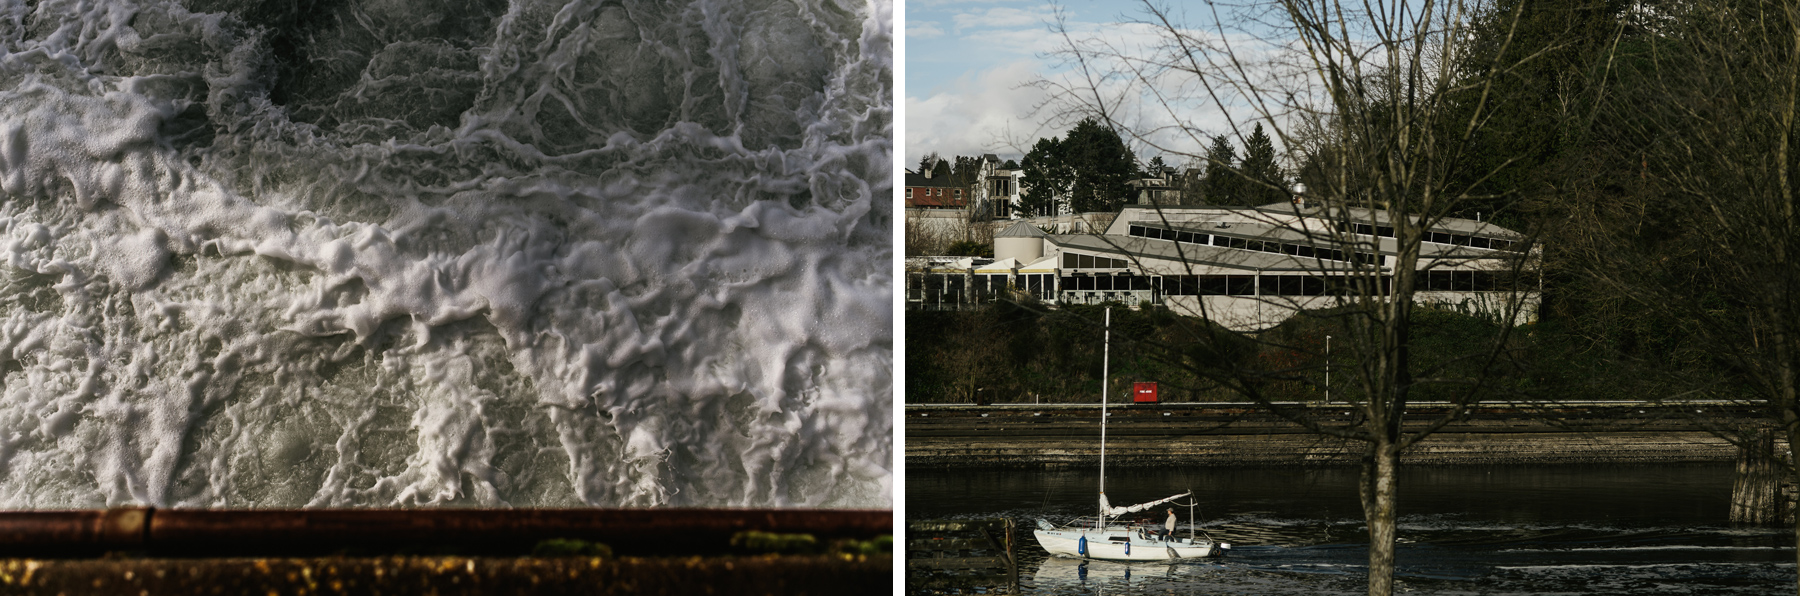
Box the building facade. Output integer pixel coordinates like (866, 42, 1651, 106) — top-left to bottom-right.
(906, 203, 1538, 330)
(905, 168, 974, 243)
(904, 170, 969, 210)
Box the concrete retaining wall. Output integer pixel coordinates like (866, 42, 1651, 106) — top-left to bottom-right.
(907, 404, 1756, 468)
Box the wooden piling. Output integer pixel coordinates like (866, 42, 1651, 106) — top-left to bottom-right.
(906, 518, 1016, 594)
(1730, 428, 1789, 524)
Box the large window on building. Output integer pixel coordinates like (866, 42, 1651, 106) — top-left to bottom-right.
(1259, 275, 1329, 296)
(1131, 224, 1382, 265)
(1053, 273, 1149, 294)
(1225, 275, 1255, 295)
(1155, 273, 1398, 297)
(976, 274, 1009, 303)
(1417, 269, 1509, 292)
(1339, 221, 1520, 251)
(1062, 252, 1129, 269)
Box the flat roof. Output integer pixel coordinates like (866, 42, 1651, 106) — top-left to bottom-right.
(1117, 203, 1525, 239)
(1144, 220, 1514, 262)
(1048, 234, 1325, 272)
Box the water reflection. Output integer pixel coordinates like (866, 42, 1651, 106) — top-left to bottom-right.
(910, 464, 1797, 595)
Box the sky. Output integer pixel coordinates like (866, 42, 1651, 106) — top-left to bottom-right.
(904, 0, 1235, 170)
(905, 0, 1129, 168)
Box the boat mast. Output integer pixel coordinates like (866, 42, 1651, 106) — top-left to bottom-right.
(1188, 491, 1196, 542)
(1097, 307, 1110, 529)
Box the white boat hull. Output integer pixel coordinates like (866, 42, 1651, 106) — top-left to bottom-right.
(1034, 527, 1226, 561)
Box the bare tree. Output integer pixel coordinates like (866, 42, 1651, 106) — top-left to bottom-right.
(1040, 1, 1546, 594)
(904, 214, 958, 256)
(1561, 1, 1800, 587)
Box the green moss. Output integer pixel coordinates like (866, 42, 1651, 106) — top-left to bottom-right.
(830, 535, 892, 556)
(729, 531, 819, 554)
(531, 538, 613, 558)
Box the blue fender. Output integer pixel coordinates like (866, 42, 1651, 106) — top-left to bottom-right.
(1077, 535, 1087, 556)
(1124, 540, 1130, 556)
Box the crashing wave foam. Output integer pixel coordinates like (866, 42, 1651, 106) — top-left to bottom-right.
(0, 0, 890, 508)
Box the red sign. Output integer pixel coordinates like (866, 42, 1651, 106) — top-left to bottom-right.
(1133, 382, 1158, 403)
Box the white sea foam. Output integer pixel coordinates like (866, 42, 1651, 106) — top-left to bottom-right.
(0, 0, 891, 508)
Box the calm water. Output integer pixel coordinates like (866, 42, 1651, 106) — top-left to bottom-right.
(908, 464, 1795, 595)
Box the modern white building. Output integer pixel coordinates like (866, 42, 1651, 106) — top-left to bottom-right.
(907, 202, 1538, 330)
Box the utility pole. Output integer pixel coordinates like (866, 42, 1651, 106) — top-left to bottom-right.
(1325, 335, 1332, 404)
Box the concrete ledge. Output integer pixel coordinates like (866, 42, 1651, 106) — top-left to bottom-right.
(907, 403, 1756, 468)
(908, 431, 1737, 468)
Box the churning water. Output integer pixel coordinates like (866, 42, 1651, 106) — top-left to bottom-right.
(0, 0, 891, 509)
(908, 464, 1796, 595)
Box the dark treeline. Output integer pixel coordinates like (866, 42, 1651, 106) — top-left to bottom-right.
(907, 302, 1605, 404)
(1456, 0, 1779, 411)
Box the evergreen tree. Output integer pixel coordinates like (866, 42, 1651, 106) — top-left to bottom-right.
(930, 158, 951, 180)
(1017, 118, 1139, 214)
(952, 155, 984, 187)
(1442, 0, 1631, 222)
(1239, 124, 1288, 205)
(1002, 159, 1019, 170)
(1146, 155, 1170, 177)
(918, 152, 941, 175)
(1019, 136, 1071, 217)
(1061, 118, 1139, 213)
(1200, 135, 1240, 205)
(1294, 146, 1341, 202)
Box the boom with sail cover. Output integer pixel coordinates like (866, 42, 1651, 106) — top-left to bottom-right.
(1100, 492, 1191, 517)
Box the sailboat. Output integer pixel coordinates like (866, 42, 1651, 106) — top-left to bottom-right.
(1032, 307, 1231, 561)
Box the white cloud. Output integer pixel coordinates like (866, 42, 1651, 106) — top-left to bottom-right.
(904, 58, 1237, 170)
(905, 0, 1309, 170)
(951, 7, 1053, 33)
(907, 20, 944, 38)
(914, 0, 1031, 7)
(905, 60, 1051, 165)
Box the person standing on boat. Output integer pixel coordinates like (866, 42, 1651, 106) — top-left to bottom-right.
(1163, 508, 1177, 542)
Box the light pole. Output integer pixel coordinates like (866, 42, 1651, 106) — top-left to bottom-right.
(1325, 335, 1332, 404)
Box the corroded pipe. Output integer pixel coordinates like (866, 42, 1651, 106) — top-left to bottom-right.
(0, 508, 889, 557)
(0, 508, 148, 557)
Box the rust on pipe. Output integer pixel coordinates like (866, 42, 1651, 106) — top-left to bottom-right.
(0, 508, 150, 556)
(0, 508, 889, 558)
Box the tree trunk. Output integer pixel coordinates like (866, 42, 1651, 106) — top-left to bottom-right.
(1360, 442, 1399, 596)
(1789, 423, 1800, 596)
(1732, 428, 1781, 525)
(1782, 358, 1800, 596)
